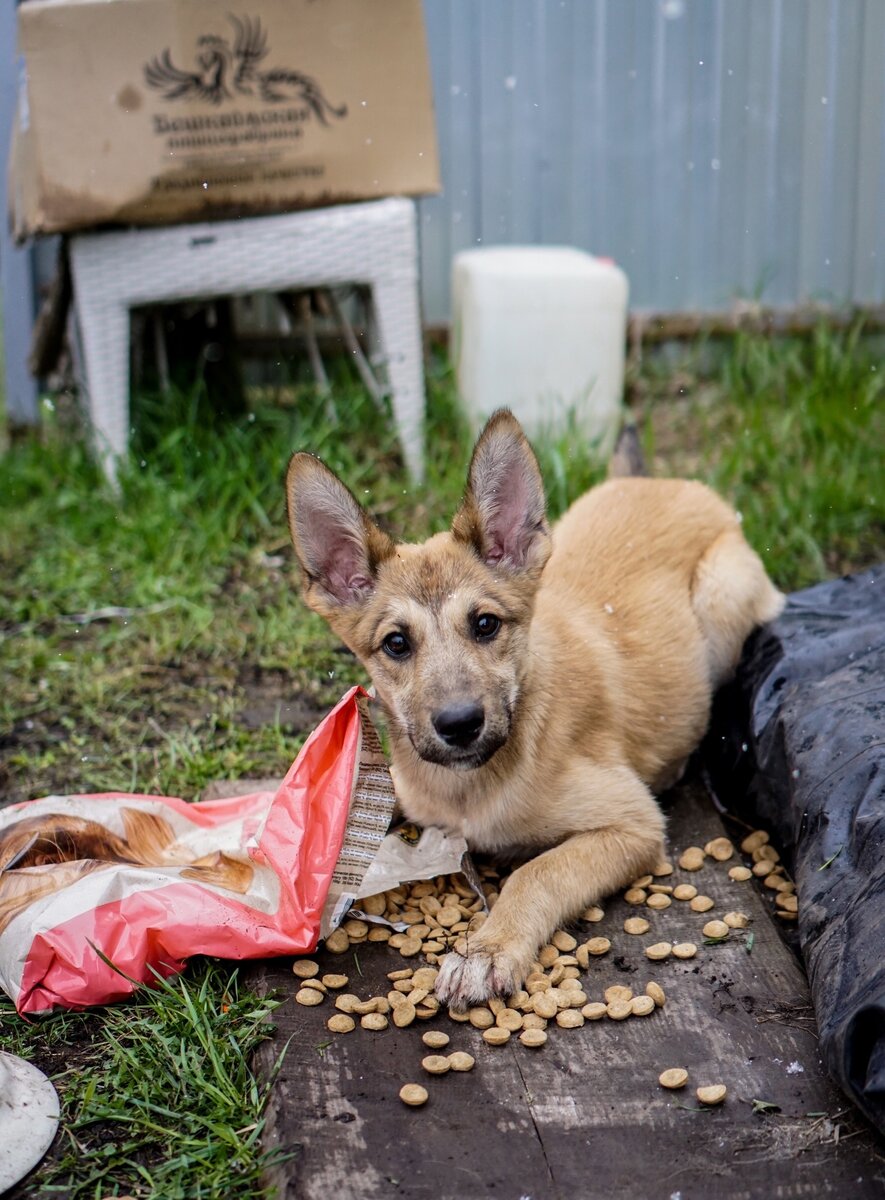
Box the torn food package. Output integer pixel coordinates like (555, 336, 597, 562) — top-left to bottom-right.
(0, 687, 472, 1014)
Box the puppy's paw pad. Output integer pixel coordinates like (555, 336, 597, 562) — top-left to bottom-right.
(434, 946, 522, 1007)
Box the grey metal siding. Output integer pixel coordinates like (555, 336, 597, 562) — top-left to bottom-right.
(418, 0, 885, 324)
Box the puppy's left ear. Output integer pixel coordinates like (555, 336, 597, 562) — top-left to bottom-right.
(452, 409, 551, 574)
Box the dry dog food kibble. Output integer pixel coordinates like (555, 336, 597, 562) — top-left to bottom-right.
(728, 866, 753, 881)
(520, 1028, 548, 1047)
(678, 847, 706, 871)
(645, 982, 666, 1007)
(702, 920, 729, 939)
(301, 979, 326, 994)
(327, 1014, 355, 1033)
(671, 943, 698, 959)
(631, 874, 654, 888)
(659, 1068, 689, 1089)
(468, 1007, 494, 1029)
(399, 1083, 428, 1107)
(448, 1051, 475, 1071)
(392, 1003, 417, 1028)
(292, 960, 319, 979)
(630, 995, 656, 1016)
(295, 988, 325, 1007)
(624, 917, 651, 935)
(690, 895, 715, 913)
(697, 1084, 727, 1105)
(605, 985, 633, 1003)
(581, 1002, 607, 1020)
(322, 974, 349, 989)
(497, 1009, 524, 1032)
(325, 929, 350, 954)
(706, 837, 734, 862)
(606, 1000, 632, 1021)
(646, 893, 672, 910)
(422, 1031, 450, 1049)
(585, 937, 612, 956)
(483, 1026, 511, 1046)
(672, 884, 697, 901)
(741, 830, 769, 854)
(624, 888, 648, 904)
(422, 1055, 450, 1075)
(645, 942, 672, 961)
(556, 1009, 584, 1029)
(653, 860, 674, 876)
(552, 930, 578, 952)
(723, 911, 750, 929)
(361, 1013, 389, 1031)
(582, 906, 606, 922)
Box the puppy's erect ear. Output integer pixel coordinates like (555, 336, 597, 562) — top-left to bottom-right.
(286, 453, 395, 609)
(452, 409, 551, 574)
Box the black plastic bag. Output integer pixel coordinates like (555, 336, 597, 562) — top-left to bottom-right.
(704, 566, 885, 1132)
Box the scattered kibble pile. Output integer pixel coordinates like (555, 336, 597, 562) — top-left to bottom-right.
(291, 827, 796, 1106)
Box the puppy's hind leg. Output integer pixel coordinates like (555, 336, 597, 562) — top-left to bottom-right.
(691, 528, 785, 690)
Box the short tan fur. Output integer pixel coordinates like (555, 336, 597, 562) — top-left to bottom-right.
(286, 410, 783, 1006)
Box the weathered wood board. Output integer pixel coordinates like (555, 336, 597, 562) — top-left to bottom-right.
(249, 780, 885, 1199)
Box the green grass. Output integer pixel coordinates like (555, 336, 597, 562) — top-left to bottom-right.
(0, 326, 883, 1198)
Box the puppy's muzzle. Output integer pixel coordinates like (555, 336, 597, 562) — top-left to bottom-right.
(432, 702, 485, 749)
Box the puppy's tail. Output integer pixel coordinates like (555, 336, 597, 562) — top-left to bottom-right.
(607, 422, 648, 478)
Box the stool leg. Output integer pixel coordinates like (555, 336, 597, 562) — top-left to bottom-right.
(370, 277, 426, 483)
(74, 297, 131, 487)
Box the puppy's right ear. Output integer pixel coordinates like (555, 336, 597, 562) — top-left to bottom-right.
(286, 454, 395, 611)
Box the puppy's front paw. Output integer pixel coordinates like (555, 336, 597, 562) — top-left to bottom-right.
(434, 942, 525, 1008)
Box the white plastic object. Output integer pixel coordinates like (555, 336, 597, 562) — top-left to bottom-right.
(0, 1051, 60, 1191)
(452, 246, 629, 452)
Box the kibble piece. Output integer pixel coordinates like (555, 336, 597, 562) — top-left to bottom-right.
(361, 1013, 389, 1031)
(538, 944, 559, 967)
(697, 1084, 727, 1105)
(624, 917, 651, 935)
(648, 884, 674, 895)
(703, 920, 729, 939)
(659, 1068, 689, 1089)
(755, 844, 780, 864)
(422, 1054, 450, 1075)
(447, 1007, 470, 1023)
(549, 987, 572, 1011)
(673, 884, 698, 901)
(295, 988, 324, 1007)
(707, 837, 735, 862)
(752, 860, 774, 878)
(646, 982, 666, 1007)
(334, 993, 360, 1013)
(322, 974, 349, 990)
(764, 872, 786, 890)
(690, 895, 715, 913)
(532, 992, 559, 1019)
(631, 995, 656, 1016)
(647, 893, 672, 911)
(483, 1026, 511, 1046)
(624, 887, 648, 905)
(392, 1002, 417, 1028)
(526, 976, 551, 995)
(548, 964, 566, 986)
(468, 1007, 495, 1029)
(604, 985, 633, 1003)
(556, 1009, 585, 1029)
(292, 959, 320, 979)
(360, 893, 387, 917)
(678, 847, 706, 871)
(552, 930, 578, 952)
(416, 1003, 439, 1020)
(436, 906, 462, 928)
(399, 936, 423, 958)
(575, 944, 590, 970)
(519, 1028, 548, 1047)
(387, 968, 414, 981)
(412, 967, 439, 989)
(777, 893, 799, 913)
(327, 1014, 356, 1033)
(342, 918, 369, 940)
(776, 910, 798, 921)
(728, 866, 753, 882)
(301, 979, 327, 994)
(741, 829, 769, 854)
(406, 987, 429, 1006)
(606, 1000, 632, 1021)
(497, 1009, 524, 1032)
(367, 927, 391, 943)
(581, 905, 605, 922)
(723, 911, 750, 929)
(672, 943, 698, 959)
(399, 1083, 428, 1107)
(631, 874, 654, 888)
(645, 942, 672, 961)
(325, 929, 350, 953)
(522, 1013, 548, 1030)
(585, 937, 612, 956)
(653, 860, 674, 876)
(582, 1002, 608, 1021)
(447, 1051, 475, 1071)
(422, 1031, 450, 1049)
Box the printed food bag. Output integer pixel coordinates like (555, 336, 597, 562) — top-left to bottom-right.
(0, 688, 423, 1015)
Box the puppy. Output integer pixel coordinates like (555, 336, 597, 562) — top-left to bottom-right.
(286, 410, 783, 1006)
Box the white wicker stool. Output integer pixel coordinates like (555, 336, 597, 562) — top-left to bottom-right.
(69, 198, 425, 482)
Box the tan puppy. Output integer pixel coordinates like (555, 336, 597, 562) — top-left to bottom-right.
(286, 410, 783, 1006)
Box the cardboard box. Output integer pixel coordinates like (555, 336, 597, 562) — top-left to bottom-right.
(9, 0, 440, 239)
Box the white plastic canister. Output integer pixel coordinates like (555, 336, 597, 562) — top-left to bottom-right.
(452, 247, 629, 453)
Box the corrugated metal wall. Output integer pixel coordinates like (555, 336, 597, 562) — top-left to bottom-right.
(418, 0, 885, 325)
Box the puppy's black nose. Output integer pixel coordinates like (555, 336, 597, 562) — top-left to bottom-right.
(432, 702, 485, 748)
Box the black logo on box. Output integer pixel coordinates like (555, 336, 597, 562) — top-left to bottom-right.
(144, 13, 347, 123)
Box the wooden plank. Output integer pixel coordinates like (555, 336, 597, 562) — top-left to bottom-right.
(249, 778, 885, 1199)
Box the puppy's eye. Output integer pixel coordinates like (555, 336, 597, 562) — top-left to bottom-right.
(382, 631, 411, 659)
(474, 613, 501, 641)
